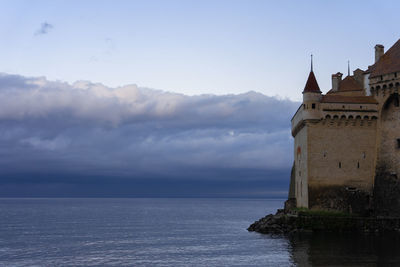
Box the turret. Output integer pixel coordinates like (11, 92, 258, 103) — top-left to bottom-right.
(291, 57, 323, 135)
(302, 57, 322, 111)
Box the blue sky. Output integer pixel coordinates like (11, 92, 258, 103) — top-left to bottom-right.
(0, 1, 399, 197)
(1, 0, 399, 99)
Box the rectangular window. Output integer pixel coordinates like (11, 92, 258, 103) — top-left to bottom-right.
(339, 162, 341, 168)
(300, 181, 303, 197)
(397, 139, 400, 148)
(312, 103, 316, 109)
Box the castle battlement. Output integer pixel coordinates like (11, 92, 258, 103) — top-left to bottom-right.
(321, 116, 378, 127)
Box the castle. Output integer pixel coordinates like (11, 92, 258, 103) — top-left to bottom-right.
(289, 39, 400, 215)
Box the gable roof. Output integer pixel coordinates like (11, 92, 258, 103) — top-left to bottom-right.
(370, 39, 400, 78)
(303, 71, 321, 93)
(338, 76, 363, 91)
(326, 75, 364, 94)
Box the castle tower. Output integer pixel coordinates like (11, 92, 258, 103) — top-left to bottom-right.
(289, 63, 323, 208)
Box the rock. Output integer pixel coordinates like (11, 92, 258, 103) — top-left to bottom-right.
(248, 208, 400, 234)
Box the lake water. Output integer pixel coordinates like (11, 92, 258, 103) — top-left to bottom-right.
(0, 198, 400, 266)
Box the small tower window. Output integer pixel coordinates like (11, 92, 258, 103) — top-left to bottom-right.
(357, 162, 360, 169)
(339, 162, 342, 168)
(301, 181, 303, 197)
(397, 139, 400, 148)
(312, 103, 316, 109)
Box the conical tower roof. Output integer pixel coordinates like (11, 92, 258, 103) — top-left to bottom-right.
(303, 71, 321, 93)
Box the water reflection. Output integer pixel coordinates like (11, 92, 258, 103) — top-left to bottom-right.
(288, 232, 400, 266)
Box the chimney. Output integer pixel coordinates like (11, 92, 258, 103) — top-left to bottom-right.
(331, 72, 343, 92)
(375, 44, 384, 63)
(353, 68, 364, 88)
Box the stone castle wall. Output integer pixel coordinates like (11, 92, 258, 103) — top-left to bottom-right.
(308, 117, 377, 189)
(294, 126, 308, 207)
(306, 116, 377, 213)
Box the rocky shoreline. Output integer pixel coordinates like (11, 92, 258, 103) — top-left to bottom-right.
(248, 209, 400, 234)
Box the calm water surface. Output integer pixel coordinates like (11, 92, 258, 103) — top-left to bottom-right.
(0, 198, 399, 266)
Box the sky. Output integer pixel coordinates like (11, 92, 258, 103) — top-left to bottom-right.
(0, 1, 399, 197)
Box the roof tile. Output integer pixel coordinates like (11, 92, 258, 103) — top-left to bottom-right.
(370, 39, 400, 77)
(303, 71, 321, 93)
(321, 95, 378, 104)
(338, 76, 363, 91)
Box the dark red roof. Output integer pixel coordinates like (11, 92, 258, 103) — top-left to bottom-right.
(303, 71, 321, 93)
(370, 39, 400, 77)
(321, 95, 378, 104)
(338, 76, 363, 91)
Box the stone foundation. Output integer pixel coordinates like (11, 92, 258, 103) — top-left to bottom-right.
(373, 166, 400, 216)
(308, 186, 371, 216)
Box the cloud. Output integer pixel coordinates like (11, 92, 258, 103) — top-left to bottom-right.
(0, 73, 299, 197)
(34, 22, 53, 36)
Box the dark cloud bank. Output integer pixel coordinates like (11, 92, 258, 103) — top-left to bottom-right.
(0, 73, 299, 197)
